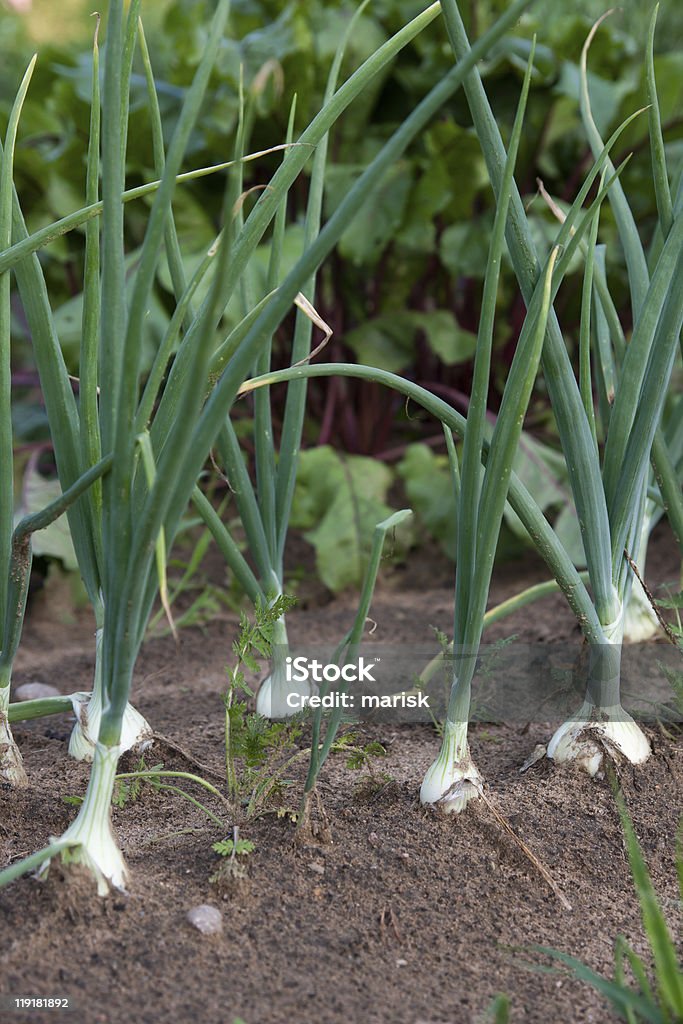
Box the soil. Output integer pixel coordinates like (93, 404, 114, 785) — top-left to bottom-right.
(1, 525, 681, 1024)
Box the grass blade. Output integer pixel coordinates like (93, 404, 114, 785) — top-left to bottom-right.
(616, 794, 683, 1016)
(615, 935, 657, 1021)
(531, 945, 666, 1022)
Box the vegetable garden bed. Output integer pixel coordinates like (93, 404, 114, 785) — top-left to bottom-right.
(2, 528, 680, 1024)
(1, 1, 682, 1020)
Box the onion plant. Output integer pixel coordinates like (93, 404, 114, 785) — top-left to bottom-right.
(1, 12, 154, 765)
(0, 460, 112, 783)
(537, 9, 683, 645)
(2, 12, 312, 760)
(181, 23, 351, 720)
(0, 57, 111, 784)
(438, 0, 683, 775)
(0, 56, 35, 785)
(242, 45, 637, 808)
(421, 48, 546, 810)
(162, 0, 537, 720)
(580, 233, 683, 645)
(0, 0, 536, 894)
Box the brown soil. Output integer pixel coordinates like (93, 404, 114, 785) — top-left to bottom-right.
(1, 527, 681, 1024)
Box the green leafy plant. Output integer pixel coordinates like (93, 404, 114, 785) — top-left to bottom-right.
(212, 837, 255, 858)
(289, 445, 403, 591)
(210, 826, 256, 888)
(223, 592, 297, 801)
(342, 736, 386, 771)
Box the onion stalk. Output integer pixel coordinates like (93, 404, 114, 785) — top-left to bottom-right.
(420, 47, 542, 811)
(622, 516, 660, 643)
(0, 55, 37, 784)
(421, 228, 560, 809)
(0, 16, 151, 766)
(300, 509, 412, 825)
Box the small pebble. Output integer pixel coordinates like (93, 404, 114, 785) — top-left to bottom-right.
(14, 682, 61, 701)
(186, 904, 223, 935)
(309, 861, 325, 876)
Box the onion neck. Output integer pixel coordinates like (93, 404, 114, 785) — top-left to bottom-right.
(69, 629, 152, 761)
(547, 603, 651, 773)
(420, 684, 482, 814)
(58, 742, 128, 895)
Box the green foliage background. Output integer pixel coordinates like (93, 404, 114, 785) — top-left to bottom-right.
(3, 0, 682, 589)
